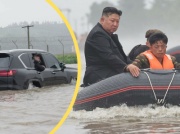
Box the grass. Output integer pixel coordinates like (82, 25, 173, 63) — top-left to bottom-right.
(55, 53, 77, 64)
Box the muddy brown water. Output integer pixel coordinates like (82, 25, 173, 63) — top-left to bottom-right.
(0, 64, 77, 134)
(58, 54, 180, 134)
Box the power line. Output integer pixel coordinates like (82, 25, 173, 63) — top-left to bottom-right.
(22, 25, 34, 49)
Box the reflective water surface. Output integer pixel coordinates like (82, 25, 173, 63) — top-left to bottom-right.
(58, 54, 180, 134)
(59, 104, 180, 134)
(0, 64, 77, 134)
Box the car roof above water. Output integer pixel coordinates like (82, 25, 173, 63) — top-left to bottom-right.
(0, 49, 47, 55)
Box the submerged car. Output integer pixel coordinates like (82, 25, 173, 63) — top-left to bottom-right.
(167, 45, 180, 63)
(0, 49, 77, 90)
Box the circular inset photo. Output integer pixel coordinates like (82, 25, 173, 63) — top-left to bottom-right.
(0, 0, 80, 134)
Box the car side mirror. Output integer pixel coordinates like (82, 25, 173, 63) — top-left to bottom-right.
(59, 63, 66, 72)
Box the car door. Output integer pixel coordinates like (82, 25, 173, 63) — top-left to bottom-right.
(29, 52, 56, 86)
(42, 53, 68, 85)
(18, 53, 38, 87)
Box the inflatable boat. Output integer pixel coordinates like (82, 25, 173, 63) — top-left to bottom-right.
(74, 69, 180, 111)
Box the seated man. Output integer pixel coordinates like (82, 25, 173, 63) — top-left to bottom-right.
(33, 53, 45, 72)
(128, 29, 163, 61)
(126, 32, 180, 77)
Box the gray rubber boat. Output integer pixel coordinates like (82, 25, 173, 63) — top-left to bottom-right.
(74, 69, 180, 111)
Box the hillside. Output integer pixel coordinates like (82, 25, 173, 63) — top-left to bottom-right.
(0, 21, 75, 54)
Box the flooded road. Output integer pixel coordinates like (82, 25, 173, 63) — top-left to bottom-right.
(58, 53, 180, 134)
(58, 97, 180, 134)
(0, 85, 75, 134)
(0, 64, 77, 134)
(66, 105, 180, 134)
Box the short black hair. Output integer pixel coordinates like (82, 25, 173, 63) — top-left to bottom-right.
(33, 53, 41, 57)
(145, 29, 163, 39)
(102, 7, 122, 17)
(148, 32, 168, 45)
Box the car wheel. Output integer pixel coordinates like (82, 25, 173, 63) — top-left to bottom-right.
(68, 77, 72, 83)
(70, 77, 76, 85)
(27, 82, 34, 89)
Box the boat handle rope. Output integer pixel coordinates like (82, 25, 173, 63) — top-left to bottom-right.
(143, 71, 176, 104)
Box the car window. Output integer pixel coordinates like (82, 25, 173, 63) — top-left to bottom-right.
(0, 54, 10, 68)
(31, 53, 45, 66)
(19, 53, 31, 68)
(43, 54, 61, 69)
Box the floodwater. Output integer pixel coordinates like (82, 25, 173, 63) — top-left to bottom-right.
(58, 53, 180, 134)
(0, 64, 77, 134)
(66, 105, 180, 134)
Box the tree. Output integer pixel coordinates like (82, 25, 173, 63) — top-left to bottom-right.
(87, 1, 115, 26)
(143, 0, 180, 33)
(117, 0, 148, 35)
(87, 0, 180, 37)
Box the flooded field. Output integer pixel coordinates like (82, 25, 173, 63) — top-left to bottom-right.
(65, 105, 180, 134)
(0, 64, 77, 134)
(0, 84, 75, 134)
(58, 53, 180, 134)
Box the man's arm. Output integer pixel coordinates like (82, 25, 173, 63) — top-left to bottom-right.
(34, 61, 45, 72)
(125, 54, 149, 77)
(131, 54, 150, 69)
(171, 56, 180, 69)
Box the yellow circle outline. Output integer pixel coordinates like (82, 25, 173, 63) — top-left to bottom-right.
(46, 0, 81, 133)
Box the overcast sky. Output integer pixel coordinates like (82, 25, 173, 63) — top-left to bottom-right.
(2, 0, 178, 52)
(0, 0, 63, 27)
(53, 0, 119, 34)
(0, 0, 119, 35)
(0, 0, 147, 35)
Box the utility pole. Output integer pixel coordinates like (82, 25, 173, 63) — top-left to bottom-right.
(58, 39, 64, 63)
(30, 41, 33, 49)
(45, 42, 49, 52)
(22, 25, 34, 49)
(61, 8, 71, 21)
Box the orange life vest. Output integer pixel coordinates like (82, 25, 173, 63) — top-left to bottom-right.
(142, 50, 174, 69)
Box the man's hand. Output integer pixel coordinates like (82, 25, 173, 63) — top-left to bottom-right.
(126, 64, 140, 77)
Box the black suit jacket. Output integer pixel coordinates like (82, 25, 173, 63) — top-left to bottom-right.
(128, 44, 149, 61)
(34, 61, 45, 72)
(83, 23, 131, 86)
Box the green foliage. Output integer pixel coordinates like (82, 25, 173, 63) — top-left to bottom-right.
(149, 0, 180, 30)
(0, 22, 74, 54)
(88, 0, 180, 35)
(55, 53, 77, 64)
(87, 1, 115, 26)
(118, 0, 148, 32)
(0, 22, 70, 38)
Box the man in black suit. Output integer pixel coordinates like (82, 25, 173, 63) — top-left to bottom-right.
(83, 7, 139, 86)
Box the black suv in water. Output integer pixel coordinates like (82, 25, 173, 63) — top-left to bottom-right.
(0, 49, 77, 90)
